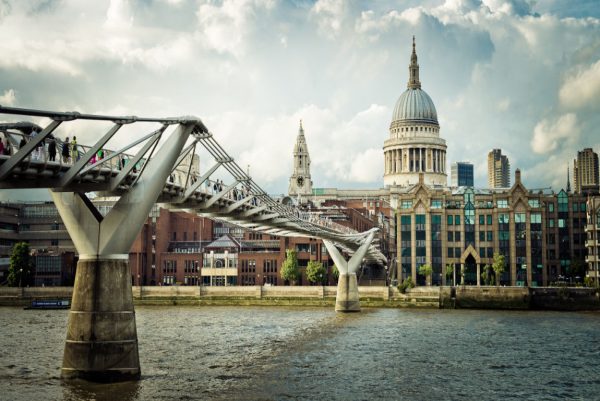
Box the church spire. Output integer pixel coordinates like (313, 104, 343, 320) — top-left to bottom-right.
(407, 35, 421, 89)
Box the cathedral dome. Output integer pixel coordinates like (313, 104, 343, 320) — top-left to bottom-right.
(391, 88, 438, 125)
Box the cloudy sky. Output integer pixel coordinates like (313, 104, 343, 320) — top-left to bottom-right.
(1, 0, 599, 200)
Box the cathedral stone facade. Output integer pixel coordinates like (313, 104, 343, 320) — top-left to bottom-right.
(383, 37, 447, 188)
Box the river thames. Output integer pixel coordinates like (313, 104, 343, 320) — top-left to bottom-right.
(1, 306, 600, 400)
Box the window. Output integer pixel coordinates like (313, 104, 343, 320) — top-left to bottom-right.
(448, 231, 454, 242)
(558, 191, 568, 212)
(401, 215, 411, 226)
(531, 213, 541, 224)
(455, 231, 461, 241)
(558, 219, 566, 228)
(431, 199, 442, 209)
(580, 202, 586, 212)
(455, 215, 461, 225)
(447, 215, 453, 226)
(497, 199, 509, 208)
(487, 231, 493, 241)
(480, 248, 485, 258)
(549, 218, 554, 228)
(498, 213, 510, 224)
(432, 215, 441, 225)
(515, 213, 526, 223)
(479, 231, 485, 241)
(487, 215, 492, 225)
(401, 200, 413, 209)
(447, 248, 453, 257)
(548, 202, 554, 213)
(528, 199, 540, 208)
(479, 215, 485, 225)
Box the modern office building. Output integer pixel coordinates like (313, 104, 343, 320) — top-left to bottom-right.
(383, 37, 447, 188)
(451, 162, 474, 187)
(574, 148, 599, 195)
(394, 170, 587, 287)
(488, 149, 510, 188)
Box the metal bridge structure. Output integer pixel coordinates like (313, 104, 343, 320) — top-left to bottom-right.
(0, 106, 385, 382)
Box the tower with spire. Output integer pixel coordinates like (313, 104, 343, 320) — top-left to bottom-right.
(383, 36, 447, 188)
(288, 120, 313, 198)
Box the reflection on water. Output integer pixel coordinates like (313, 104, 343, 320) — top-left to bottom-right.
(62, 380, 140, 401)
(1, 306, 600, 400)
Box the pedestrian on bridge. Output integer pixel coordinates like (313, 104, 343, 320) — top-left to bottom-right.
(62, 137, 70, 163)
(70, 137, 78, 163)
(2, 138, 9, 155)
(48, 138, 57, 161)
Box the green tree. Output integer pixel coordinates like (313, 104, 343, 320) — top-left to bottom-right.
(398, 277, 415, 293)
(8, 242, 32, 287)
(492, 253, 506, 287)
(331, 264, 339, 279)
(280, 249, 299, 285)
(306, 261, 327, 285)
(481, 264, 493, 285)
(418, 263, 433, 286)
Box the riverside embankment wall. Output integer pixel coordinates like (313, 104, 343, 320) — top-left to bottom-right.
(1, 286, 599, 310)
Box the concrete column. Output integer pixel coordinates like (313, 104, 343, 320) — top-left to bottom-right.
(460, 263, 465, 285)
(477, 263, 481, 286)
(323, 231, 375, 313)
(396, 150, 400, 174)
(62, 256, 140, 381)
(442, 152, 445, 173)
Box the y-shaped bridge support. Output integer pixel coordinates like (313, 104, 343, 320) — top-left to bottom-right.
(51, 123, 194, 382)
(323, 232, 375, 313)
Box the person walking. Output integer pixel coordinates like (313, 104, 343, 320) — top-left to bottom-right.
(70, 136, 78, 163)
(62, 137, 70, 163)
(48, 137, 57, 161)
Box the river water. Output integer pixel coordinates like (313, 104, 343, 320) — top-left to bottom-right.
(1, 306, 600, 400)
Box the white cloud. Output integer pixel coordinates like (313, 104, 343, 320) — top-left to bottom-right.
(559, 59, 600, 109)
(0, 89, 16, 106)
(0, 0, 599, 197)
(531, 113, 580, 154)
(311, 0, 347, 38)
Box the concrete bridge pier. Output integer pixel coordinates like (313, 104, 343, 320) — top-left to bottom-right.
(323, 232, 375, 313)
(51, 122, 194, 382)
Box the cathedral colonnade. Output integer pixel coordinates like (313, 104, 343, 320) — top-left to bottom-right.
(384, 146, 446, 175)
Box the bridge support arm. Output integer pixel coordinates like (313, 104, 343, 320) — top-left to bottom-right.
(323, 231, 375, 313)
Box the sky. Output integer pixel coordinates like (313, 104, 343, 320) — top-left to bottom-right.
(1, 0, 600, 201)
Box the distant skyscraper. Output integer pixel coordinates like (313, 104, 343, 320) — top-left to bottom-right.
(573, 148, 599, 195)
(487, 149, 510, 188)
(451, 162, 474, 187)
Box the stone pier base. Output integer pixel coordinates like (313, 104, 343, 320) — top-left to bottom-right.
(61, 258, 140, 382)
(335, 273, 360, 312)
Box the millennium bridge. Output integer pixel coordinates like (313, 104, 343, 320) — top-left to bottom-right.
(0, 106, 386, 381)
